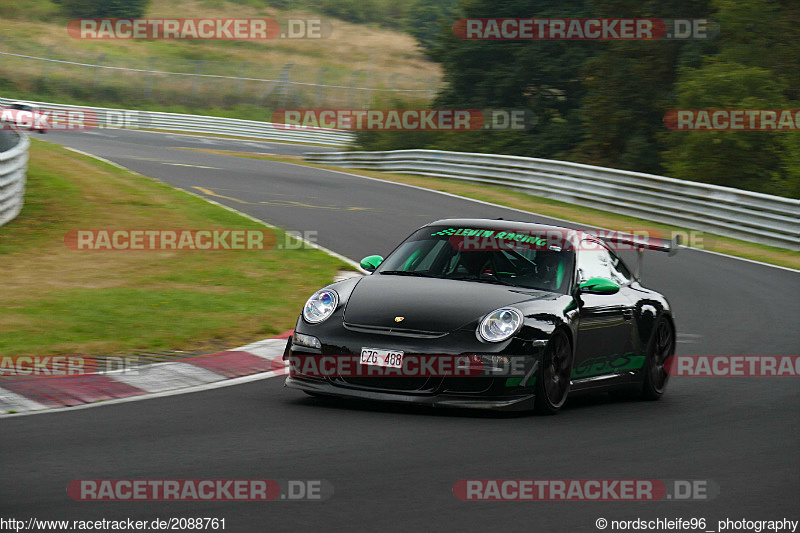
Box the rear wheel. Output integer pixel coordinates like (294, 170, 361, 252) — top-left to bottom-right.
(640, 317, 673, 400)
(534, 329, 573, 415)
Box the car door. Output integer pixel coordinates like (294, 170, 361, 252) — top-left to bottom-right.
(572, 239, 636, 380)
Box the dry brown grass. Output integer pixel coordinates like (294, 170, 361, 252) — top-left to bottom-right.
(1, 0, 441, 80)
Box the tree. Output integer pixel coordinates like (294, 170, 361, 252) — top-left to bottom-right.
(432, 0, 596, 158)
(661, 0, 799, 197)
(578, 0, 713, 173)
(660, 59, 789, 194)
(405, 0, 461, 59)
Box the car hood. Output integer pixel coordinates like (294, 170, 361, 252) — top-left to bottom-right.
(343, 274, 553, 333)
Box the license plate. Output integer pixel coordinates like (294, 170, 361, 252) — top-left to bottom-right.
(360, 348, 404, 369)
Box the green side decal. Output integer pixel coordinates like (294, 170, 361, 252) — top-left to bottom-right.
(571, 352, 645, 379)
(505, 377, 524, 387)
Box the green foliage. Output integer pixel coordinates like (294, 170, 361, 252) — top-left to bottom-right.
(711, 0, 799, 101)
(660, 0, 799, 196)
(0, 0, 62, 21)
(6, 0, 797, 197)
(376, 0, 597, 160)
(404, 0, 461, 57)
(779, 135, 800, 198)
(661, 59, 793, 195)
(54, 0, 151, 18)
(371, 0, 798, 197)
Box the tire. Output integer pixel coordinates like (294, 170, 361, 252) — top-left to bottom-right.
(640, 317, 673, 400)
(534, 329, 573, 415)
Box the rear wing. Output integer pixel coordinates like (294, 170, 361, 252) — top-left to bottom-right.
(599, 232, 681, 255)
(598, 232, 681, 281)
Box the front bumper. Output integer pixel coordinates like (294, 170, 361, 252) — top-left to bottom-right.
(285, 375, 536, 411)
(284, 317, 546, 411)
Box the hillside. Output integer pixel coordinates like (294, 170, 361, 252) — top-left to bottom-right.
(0, 0, 442, 117)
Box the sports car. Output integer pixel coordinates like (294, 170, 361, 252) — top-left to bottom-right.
(0, 102, 47, 133)
(283, 218, 677, 413)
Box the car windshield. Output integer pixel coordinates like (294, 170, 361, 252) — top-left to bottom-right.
(376, 225, 575, 293)
(8, 104, 33, 111)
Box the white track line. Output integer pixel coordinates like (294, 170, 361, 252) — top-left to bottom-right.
(62, 146, 365, 272)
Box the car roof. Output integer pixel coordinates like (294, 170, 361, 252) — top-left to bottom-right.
(426, 218, 573, 234)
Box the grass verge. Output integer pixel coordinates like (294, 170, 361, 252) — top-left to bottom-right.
(176, 147, 800, 270)
(0, 139, 351, 356)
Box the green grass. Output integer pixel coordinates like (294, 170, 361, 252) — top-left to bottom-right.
(0, 140, 351, 355)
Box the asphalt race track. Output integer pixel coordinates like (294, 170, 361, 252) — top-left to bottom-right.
(2, 129, 798, 532)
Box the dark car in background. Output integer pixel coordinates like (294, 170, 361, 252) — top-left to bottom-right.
(0, 101, 47, 133)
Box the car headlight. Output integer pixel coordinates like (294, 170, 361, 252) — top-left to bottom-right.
(303, 289, 339, 324)
(478, 307, 523, 342)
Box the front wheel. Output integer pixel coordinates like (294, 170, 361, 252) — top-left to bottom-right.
(640, 317, 673, 400)
(534, 329, 573, 415)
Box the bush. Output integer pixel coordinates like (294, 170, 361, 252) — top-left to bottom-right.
(55, 0, 151, 18)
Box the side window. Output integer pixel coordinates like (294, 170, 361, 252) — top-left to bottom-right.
(577, 240, 613, 282)
(608, 251, 632, 284)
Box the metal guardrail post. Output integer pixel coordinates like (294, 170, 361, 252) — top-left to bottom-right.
(0, 130, 30, 228)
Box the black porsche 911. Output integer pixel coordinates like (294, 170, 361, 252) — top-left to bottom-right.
(283, 218, 677, 414)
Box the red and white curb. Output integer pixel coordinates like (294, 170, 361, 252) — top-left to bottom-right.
(0, 332, 293, 417)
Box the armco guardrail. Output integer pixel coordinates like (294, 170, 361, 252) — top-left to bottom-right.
(305, 149, 800, 251)
(0, 130, 29, 228)
(0, 97, 355, 147)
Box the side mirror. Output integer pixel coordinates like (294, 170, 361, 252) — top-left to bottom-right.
(360, 255, 383, 272)
(578, 277, 620, 295)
